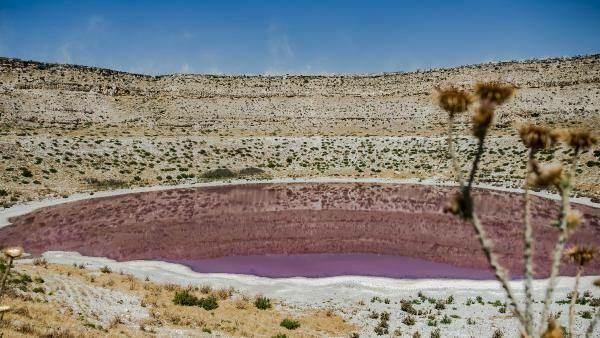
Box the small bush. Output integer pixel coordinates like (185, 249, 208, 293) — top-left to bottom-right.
(255, 296, 272, 310)
(440, 315, 451, 324)
(492, 329, 503, 338)
(431, 328, 441, 338)
(238, 167, 265, 176)
(173, 290, 200, 306)
(401, 300, 418, 315)
(201, 168, 236, 179)
(100, 265, 111, 273)
(271, 334, 287, 338)
(199, 295, 219, 310)
(402, 315, 416, 326)
(280, 318, 300, 330)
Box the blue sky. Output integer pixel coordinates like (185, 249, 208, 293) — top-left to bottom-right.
(1, 0, 599, 75)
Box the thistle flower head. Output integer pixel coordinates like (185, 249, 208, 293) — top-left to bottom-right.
(472, 102, 495, 139)
(559, 129, 597, 150)
(518, 124, 558, 150)
(565, 209, 584, 230)
(474, 81, 515, 105)
(541, 319, 562, 338)
(3, 246, 23, 258)
(434, 86, 474, 116)
(528, 161, 564, 188)
(443, 193, 468, 217)
(565, 245, 595, 267)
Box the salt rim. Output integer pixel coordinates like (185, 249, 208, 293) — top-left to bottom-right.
(16, 251, 598, 303)
(0, 176, 598, 228)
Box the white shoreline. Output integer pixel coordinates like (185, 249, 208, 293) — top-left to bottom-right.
(1, 176, 598, 228)
(26, 251, 599, 305)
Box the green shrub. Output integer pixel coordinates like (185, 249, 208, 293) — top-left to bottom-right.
(238, 167, 265, 176)
(255, 296, 272, 310)
(199, 295, 219, 310)
(201, 168, 236, 179)
(173, 290, 200, 306)
(271, 334, 287, 338)
(280, 318, 300, 330)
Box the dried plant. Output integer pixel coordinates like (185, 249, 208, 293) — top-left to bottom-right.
(434, 81, 598, 337)
(565, 245, 596, 336)
(0, 246, 23, 298)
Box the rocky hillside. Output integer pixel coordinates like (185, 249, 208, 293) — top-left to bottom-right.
(0, 55, 598, 205)
(1, 55, 599, 136)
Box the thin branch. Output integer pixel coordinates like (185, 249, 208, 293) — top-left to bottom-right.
(538, 149, 580, 335)
(523, 149, 536, 336)
(470, 213, 527, 327)
(569, 266, 583, 336)
(586, 308, 600, 338)
(446, 112, 527, 330)
(447, 115, 465, 187)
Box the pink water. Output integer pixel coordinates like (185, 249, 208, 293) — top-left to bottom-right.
(171, 253, 495, 279)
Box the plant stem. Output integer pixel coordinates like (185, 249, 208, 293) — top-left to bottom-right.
(0, 257, 14, 298)
(569, 266, 583, 336)
(586, 308, 600, 338)
(470, 213, 527, 328)
(538, 149, 579, 335)
(446, 116, 526, 331)
(523, 149, 536, 336)
(447, 115, 465, 187)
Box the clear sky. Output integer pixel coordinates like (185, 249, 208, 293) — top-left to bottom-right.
(1, 0, 599, 75)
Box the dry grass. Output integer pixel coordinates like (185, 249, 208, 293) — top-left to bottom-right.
(1, 262, 356, 337)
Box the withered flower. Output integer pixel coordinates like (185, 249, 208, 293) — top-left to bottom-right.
(541, 319, 562, 338)
(3, 246, 23, 259)
(434, 86, 474, 116)
(565, 209, 584, 230)
(474, 81, 515, 105)
(529, 161, 564, 188)
(518, 124, 558, 150)
(559, 129, 597, 150)
(565, 245, 595, 267)
(472, 103, 495, 139)
(443, 192, 468, 217)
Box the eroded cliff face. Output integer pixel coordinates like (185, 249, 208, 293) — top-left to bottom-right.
(2, 55, 599, 136)
(0, 56, 598, 205)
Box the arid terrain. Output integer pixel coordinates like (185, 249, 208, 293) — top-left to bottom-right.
(1, 55, 600, 337)
(1, 55, 599, 207)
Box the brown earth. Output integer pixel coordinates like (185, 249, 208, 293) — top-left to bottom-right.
(1, 182, 599, 277)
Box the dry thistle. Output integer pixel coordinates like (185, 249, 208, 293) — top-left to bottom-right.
(565, 209, 584, 230)
(474, 81, 515, 105)
(518, 124, 558, 150)
(434, 86, 474, 116)
(443, 192, 467, 217)
(3, 246, 23, 259)
(529, 161, 564, 188)
(565, 245, 595, 267)
(559, 129, 597, 150)
(472, 103, 495, 139)
(541, 319, 562, 338)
